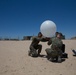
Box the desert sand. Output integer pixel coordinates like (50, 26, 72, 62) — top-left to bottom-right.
(0, 40, 76, 75)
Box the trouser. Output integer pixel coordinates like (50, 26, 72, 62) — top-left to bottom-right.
(45, 48, 62, 59)
(30, 44, 42, 55)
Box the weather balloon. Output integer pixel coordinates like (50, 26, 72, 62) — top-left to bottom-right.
(40, 20, 56, 37)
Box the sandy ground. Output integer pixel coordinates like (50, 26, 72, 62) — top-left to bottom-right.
(0, 40, 76, 75)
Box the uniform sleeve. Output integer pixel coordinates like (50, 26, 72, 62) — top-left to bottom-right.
(41, 37, 50, 42)
(33, 37, 43, 41)
(47, 39, 52, 45)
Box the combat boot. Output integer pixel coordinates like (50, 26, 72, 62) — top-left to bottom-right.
(28, 50, 32, 56)
(58, 56, 62, 63)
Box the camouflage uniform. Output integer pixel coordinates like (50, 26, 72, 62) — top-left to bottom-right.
(45, 37, 63, 60)
(28, 36, 42, 57)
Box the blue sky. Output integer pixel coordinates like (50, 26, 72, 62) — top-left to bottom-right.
(0, 0, 76, 39)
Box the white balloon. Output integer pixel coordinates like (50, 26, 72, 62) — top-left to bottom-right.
(40, 20, 56, 37)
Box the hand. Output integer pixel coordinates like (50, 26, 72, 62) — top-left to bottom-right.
(45, 37, 50, 41)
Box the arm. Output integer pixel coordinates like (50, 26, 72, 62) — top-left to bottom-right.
(41, 37, 50, 42)
(47, 39, 52, 45)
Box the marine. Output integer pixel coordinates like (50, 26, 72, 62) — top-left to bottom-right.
(28, 32, 48, 57)
(45, 33, 63, 62)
